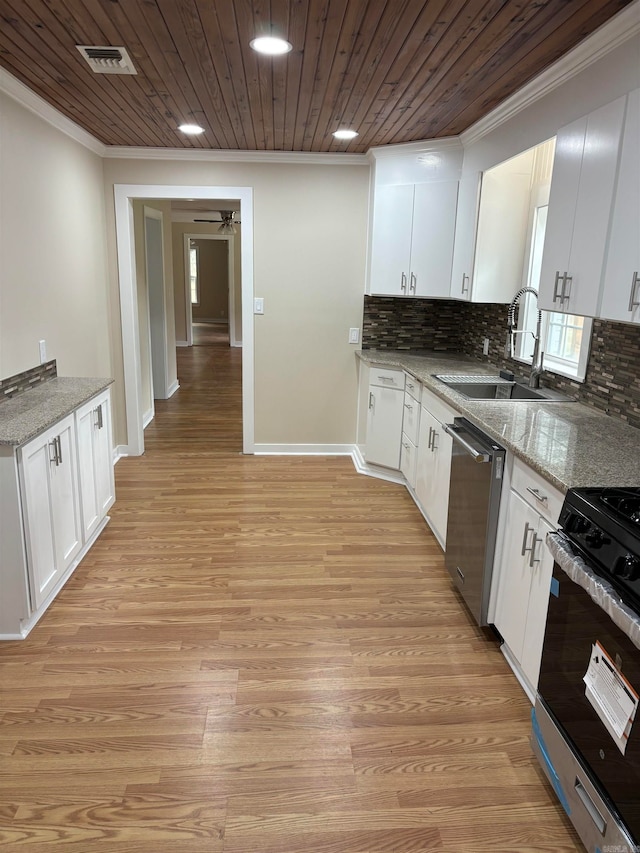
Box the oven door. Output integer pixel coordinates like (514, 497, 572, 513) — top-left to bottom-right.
(538, 558, 640, 841)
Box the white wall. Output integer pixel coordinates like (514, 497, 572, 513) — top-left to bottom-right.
(103, 159, 370, 448)
(0, 92, 111, 382)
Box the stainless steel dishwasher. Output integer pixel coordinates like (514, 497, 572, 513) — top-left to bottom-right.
(443, 417, 506, 627)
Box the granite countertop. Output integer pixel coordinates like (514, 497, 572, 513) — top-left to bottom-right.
(358, 349, 640, 492)
(0, 377, 114, 447)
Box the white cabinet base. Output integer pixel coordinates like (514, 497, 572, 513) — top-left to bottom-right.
(0, 514, 111, 641)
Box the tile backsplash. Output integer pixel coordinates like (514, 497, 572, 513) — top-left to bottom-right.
(0, 360, 57, 402)
(363, 296, 640, 430)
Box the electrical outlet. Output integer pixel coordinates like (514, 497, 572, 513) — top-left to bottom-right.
(482, 337, 490, 356)
(39, 340, 47, 363)
(348, 327, 360, 344)
(253, 297, 264, 315)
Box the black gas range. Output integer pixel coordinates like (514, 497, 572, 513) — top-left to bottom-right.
(559, 486, 640, 611)
(533, 485, 640, 852)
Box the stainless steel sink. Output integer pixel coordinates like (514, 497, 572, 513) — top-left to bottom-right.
(433, 374, 574, 402)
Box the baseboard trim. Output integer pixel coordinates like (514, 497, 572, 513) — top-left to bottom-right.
(176, 340, 189, 348)
(113, 445, 130, 464)
(500, 643, 536, 705)
(350, 446, 406, 485)
(167, 380, 180, 398)
(142, 409, 154, 429)
(253, 443, 354, 455)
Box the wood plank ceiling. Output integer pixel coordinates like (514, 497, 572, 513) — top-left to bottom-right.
(0, 0, 634, 153)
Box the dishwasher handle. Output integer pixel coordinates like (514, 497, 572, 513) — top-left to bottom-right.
(444, 423, 491, 463)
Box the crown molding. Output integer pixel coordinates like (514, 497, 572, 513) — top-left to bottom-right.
(103, 145, 369, 165)
(0, 67, 106, 156)
(461, 0, 640, 147)
(367, 135, 463, 163)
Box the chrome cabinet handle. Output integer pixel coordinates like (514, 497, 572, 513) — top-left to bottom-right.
(404, 403, 413, 411)
(431, 430, 438, 452)
(401, 272, 407, 292)
(552, 271, 563, 303)
(628, 271, 640, 312)
(529, 533, 541, 567)
(410, 272, 417, 293)
(427, 426, 434, 450)
(49, 439, 58, 466)
(56, 436, 62, 465)
(95, 404, 104, 429)
(521, 522, 534, 557)
(561, 273, 572, 305)
(526, 486, 548, 504)
(369, 392, 374, 410)
(377, 375, 395, 383)
(461, 273, 470, 295)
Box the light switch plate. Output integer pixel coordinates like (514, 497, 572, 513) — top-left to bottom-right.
(482, 337, 490, 356)
(349, 328, 360, 344)
(254, 297, 264, 315)
(39, 340, 47, 363)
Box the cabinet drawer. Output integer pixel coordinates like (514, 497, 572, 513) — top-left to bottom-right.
(404, 374, 422, 403)
(369, 367, 404, 390)
(400, 434, 418, 488)
(511, 457, 564, 525)
(402, 391, 420, 445)
(421, 385, 458, 427)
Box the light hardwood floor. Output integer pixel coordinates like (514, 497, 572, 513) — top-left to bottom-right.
(0, 338, 582, 851)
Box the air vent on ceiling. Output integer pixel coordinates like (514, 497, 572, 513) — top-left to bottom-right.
(76, 45, 137, 75)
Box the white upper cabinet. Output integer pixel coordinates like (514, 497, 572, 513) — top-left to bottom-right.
(539, 95, 627, 316)
(367, 141, 464, 299)
(368, 181, 458, 297)
(450, 170, 481, 301)
(600, 88, 640, 324)
(369, 184, 414, 296)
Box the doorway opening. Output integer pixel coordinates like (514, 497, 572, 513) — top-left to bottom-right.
(114, 184, 254, 457)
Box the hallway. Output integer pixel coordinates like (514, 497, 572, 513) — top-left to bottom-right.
(0, 338, 580, 851)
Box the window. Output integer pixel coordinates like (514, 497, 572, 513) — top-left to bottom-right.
(189, 245, 199, 305)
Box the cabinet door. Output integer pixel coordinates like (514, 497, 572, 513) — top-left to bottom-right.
(540, 97, 626, 315)
(410, 181, 458, 298)
(494, 489, 539, 663)
(77, 391, 116, 540)
(94, 393, 115, 518)
(521, 516, 555, 690)
(415, 406, 437, 515)
(600, 89, 640, 324)
(400, 435, 417, 488)
(365, 386, 403, 469)
(429, 419, 453, 547)
(49, 416, 82, 572)
(369, 184, 413, 295)
(450, 170, 481, 301)
(20, 432, 57, 610)
(76, 401, 100, 539)
(20, 414, 81, 610)
(401, 391, 420, 445)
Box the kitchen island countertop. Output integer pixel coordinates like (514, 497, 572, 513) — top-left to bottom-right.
(357, 349, 640, 493)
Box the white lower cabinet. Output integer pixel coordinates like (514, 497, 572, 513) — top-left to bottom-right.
(1, 387, 115, 638)
(364, 369, 404, 469)
(76, 390, 115, 540)
(493, 459, 563, 696)
(414, 390, 456, 548)
(20, 413, 82, 610)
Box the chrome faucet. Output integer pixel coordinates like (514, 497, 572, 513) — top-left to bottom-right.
(505, 287, 544, 388)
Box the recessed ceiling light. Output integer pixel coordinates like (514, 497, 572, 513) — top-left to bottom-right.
(333, 129, 359, 140)
(250, 36, 292, 55)
(178, 123, 205, 135)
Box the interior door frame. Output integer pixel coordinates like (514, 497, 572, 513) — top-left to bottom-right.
(143, 205, 169, 404)
(183, 233, 237, 348)
(114, 184, 254, 456)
